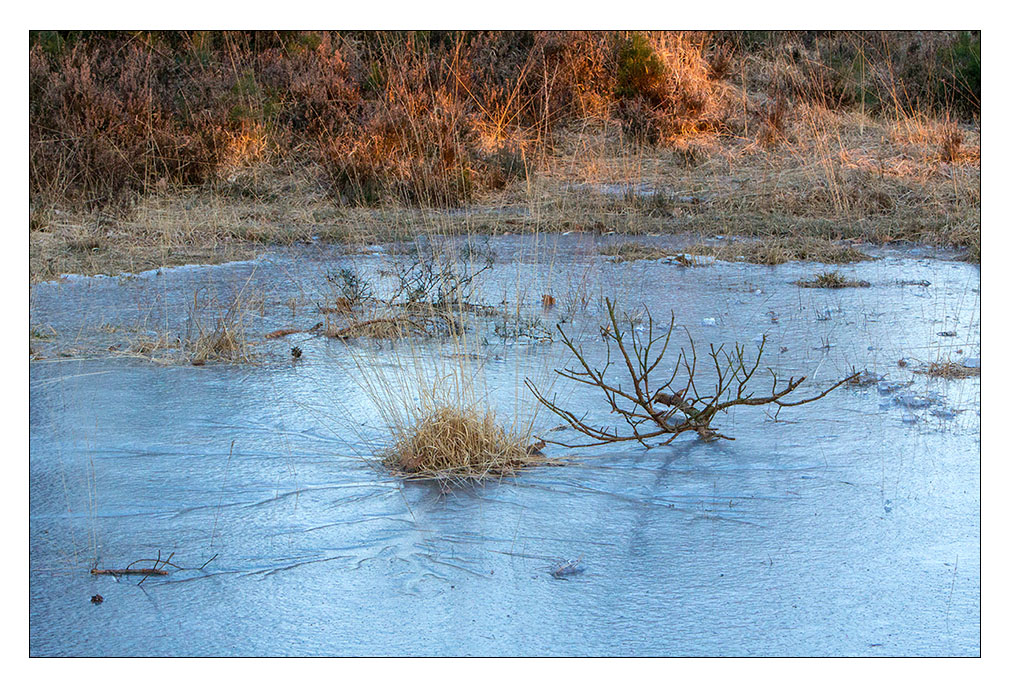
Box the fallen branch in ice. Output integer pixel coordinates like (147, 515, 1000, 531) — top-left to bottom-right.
(90, 568, 169, 577)
(91, 550, 177, 582)
(90, 551, 218, 584)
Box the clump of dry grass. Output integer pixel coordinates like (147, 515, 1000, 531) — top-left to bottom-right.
(795, 270, 871, 288)
(127, 332, 181, 357)
(188, 320, 255, 365)
(184, 284, 262, 365)
(112, 285, 261, 365)
(922, 359, 980, 379)
(119, 321, 256, 366)
(939, 124, 964, 163)
(684, 238, 872, 265)
(324, 251, 552, 480)
(385, 405, 541, 479)
(326, 313, 458, 340)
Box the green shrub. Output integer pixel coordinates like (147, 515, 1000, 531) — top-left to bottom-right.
(615, 33, 666, 102)
(939, 31, 980, 116)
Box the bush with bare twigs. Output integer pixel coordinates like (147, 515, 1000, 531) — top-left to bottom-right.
(526, 299, 857, 447)
(315, 240, 495, 342)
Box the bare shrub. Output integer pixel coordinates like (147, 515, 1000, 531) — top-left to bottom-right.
(387, 239, 496, 308)
(527, 299, 857, 447)
(325, 268, 374, 307)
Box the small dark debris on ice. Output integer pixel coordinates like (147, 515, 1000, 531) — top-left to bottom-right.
(551, 557, 585, 579)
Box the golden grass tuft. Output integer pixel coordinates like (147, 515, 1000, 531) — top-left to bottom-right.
(795, 270, 871, 288)
(385, 405, 542, 479)
(189, 322, 254, 365)
(923, 360, 980, 379)
(127, 333, 181, 356)
(110, 283, 261, 365)
(184, 283, 261, 365)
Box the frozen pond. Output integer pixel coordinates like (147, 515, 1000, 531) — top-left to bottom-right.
(29, 234, 980, 656)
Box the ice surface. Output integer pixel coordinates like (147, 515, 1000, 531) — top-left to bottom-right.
(30, 234, 980, 656)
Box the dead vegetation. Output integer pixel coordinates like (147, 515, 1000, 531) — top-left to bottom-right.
(327, 313, 459, 340)
(90, 551, 218, 583)
(125, 332, 182, 357)
(527, 299, 857, 447)
(921, 359, 981, 379)
(28, 31, 980, 283)
(385, 406, 546, 479)
(598, 242, 671, 262)
(111, 284, 261, 365)
(310, 242, 495, 342)
(794, 271, 871, 288)
(684, 238, 872, 265)
(331, 308, 549, 481)
(265, 326, 306, 340)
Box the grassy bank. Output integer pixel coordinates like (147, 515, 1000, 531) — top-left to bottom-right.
(29, 30, 980, 281)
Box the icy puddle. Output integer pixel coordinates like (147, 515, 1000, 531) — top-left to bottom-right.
(30, 234, 980, 656)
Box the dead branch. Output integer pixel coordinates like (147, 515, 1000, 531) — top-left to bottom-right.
(264, 327, 303, 340)
(526, 298, 858, 448)
(91, 568, 170, 576)
(90, 550, 218, 582)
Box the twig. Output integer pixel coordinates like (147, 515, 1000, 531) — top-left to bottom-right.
(91, 568, 169, 577)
